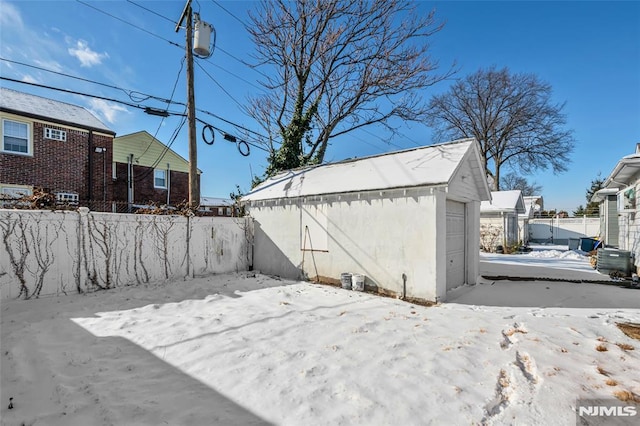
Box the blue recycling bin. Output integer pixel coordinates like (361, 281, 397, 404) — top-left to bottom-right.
(579, 238, 599, 252)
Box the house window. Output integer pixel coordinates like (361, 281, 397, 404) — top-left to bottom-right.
(225, 207, 231, 216)
(0, 185, 33, 198)
(55, 192, 79, 205)
(618, 187, 636, 212)
(44, 127, 67, 141)
(2, 119, 31, 155)
(217, 207, 224, 216)
(154, 169, 167, 189)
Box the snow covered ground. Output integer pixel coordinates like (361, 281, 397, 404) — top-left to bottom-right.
(1, 246, 639, 425)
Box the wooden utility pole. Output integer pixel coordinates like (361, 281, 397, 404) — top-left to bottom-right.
(176, 0, 199, 209)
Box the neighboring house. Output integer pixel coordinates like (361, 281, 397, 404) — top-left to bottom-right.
(0, 87, 115, 208)
(523, 195, 544, 218)
(242, 138, 491, 303)
(600, 144, 640, 266)
(591, 188, 619, 247)
(480, 190, 526, 250)
(521, 195, 544, 243)
(112, 131, 200, 210)
(200, 196, 236, 217)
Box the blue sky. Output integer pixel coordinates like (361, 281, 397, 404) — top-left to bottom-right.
(1, 0, 638, 213)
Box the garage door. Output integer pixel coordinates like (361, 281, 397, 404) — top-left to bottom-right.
(446, 200, 466, 290)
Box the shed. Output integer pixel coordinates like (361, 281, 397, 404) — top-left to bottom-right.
(480, 190, 526, 250)
(242, 138, 491, 303)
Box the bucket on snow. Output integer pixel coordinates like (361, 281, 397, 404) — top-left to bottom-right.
(340, 273, 352, 290)
(351, 274, 365, 291)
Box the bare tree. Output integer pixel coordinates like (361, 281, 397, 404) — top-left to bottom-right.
(426, 66, 575, 190)
(501, 173, 542, 196)
(246, 0, 453, 179)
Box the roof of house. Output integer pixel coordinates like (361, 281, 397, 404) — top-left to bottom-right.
(591, 188, 619, 203)
(603, 152, 640, 189)
(0, 87, 114, 134)
(481, 190, 526, 214)
(113, 131, 200, 174)
(243, 138, 491, 202)
(200, 197, 233, 206)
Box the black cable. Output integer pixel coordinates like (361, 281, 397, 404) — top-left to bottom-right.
(0, 76, 153, 112)
(1, 71, 275, 146)
(237, 140, 250, 156)
(210, 0, 248, 28)
(137, 56, 186, 160)
(194, 60, 245, 110)
(76, 0, 183, 49)
(126, 0, 178, 25)
(202, 124, 215, 145)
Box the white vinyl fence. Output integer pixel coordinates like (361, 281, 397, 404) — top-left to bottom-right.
(0, 208, 252, 299)
(528, 216, 600, 245)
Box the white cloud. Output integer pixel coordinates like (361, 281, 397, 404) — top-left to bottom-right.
(87, 98, 129, 124)
(0, 1, 24, 29)
(21, 74, 38, 84)
(68, 40, 109, 68)
(33, 59, 64, 73)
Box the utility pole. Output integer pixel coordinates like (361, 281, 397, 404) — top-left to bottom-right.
(176, 0, 199, 209)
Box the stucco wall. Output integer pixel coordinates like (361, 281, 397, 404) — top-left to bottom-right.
(0, 209, 252, 299)
(249, 187, 461, 302)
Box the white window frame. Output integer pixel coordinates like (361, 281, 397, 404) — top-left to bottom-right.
(617, 186, 636, 212)
(2, 119, 32, 156)
(217, 207, 224, 216)
(154, 169, 167, 189)
(55, 192, 79, 204)
(44, 127, 67, 141)
(225, 207, 231, 216)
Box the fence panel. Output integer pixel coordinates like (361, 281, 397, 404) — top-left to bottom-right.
(0, 208, 252, 299)
(528, 217, 600, 244)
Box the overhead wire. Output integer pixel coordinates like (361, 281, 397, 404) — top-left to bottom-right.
(210, 0, 248, 28)
(75, 0, 182, 49)
(135, 55, 187, 172)
(0, 58, 275, 144)
(125, 0, 177, 25)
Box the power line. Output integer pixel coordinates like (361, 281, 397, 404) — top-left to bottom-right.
(75, 0, 182, 49)
(137, 56, 187, 162)
(126, 0, 177, 25)
(77, 0, 267, 90)
(0, 58, 274, 143)
(0, 77, 270, 156)
(0, 57, 160, 103)
(195, 60, 245, 110)
(210, 0, 248, 28)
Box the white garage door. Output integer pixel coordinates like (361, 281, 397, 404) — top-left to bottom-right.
(446, 200, 466, 290)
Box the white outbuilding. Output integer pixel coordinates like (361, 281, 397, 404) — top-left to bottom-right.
(242, 138, 491, 303)
(480, 190, 526, 250)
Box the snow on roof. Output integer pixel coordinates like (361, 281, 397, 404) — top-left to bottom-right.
(243, 138, 480, 201)
(0, 87, 114, 134)
(200, 197, 233, 206)
(481, 190, 525, 214)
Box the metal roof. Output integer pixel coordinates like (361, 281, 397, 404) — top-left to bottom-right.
(243, 138, 490, 201)
(0, 87, 114, 134)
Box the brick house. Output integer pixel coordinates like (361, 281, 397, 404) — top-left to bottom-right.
(0, 87, 115, 208)
(112, 131, 198, 209)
